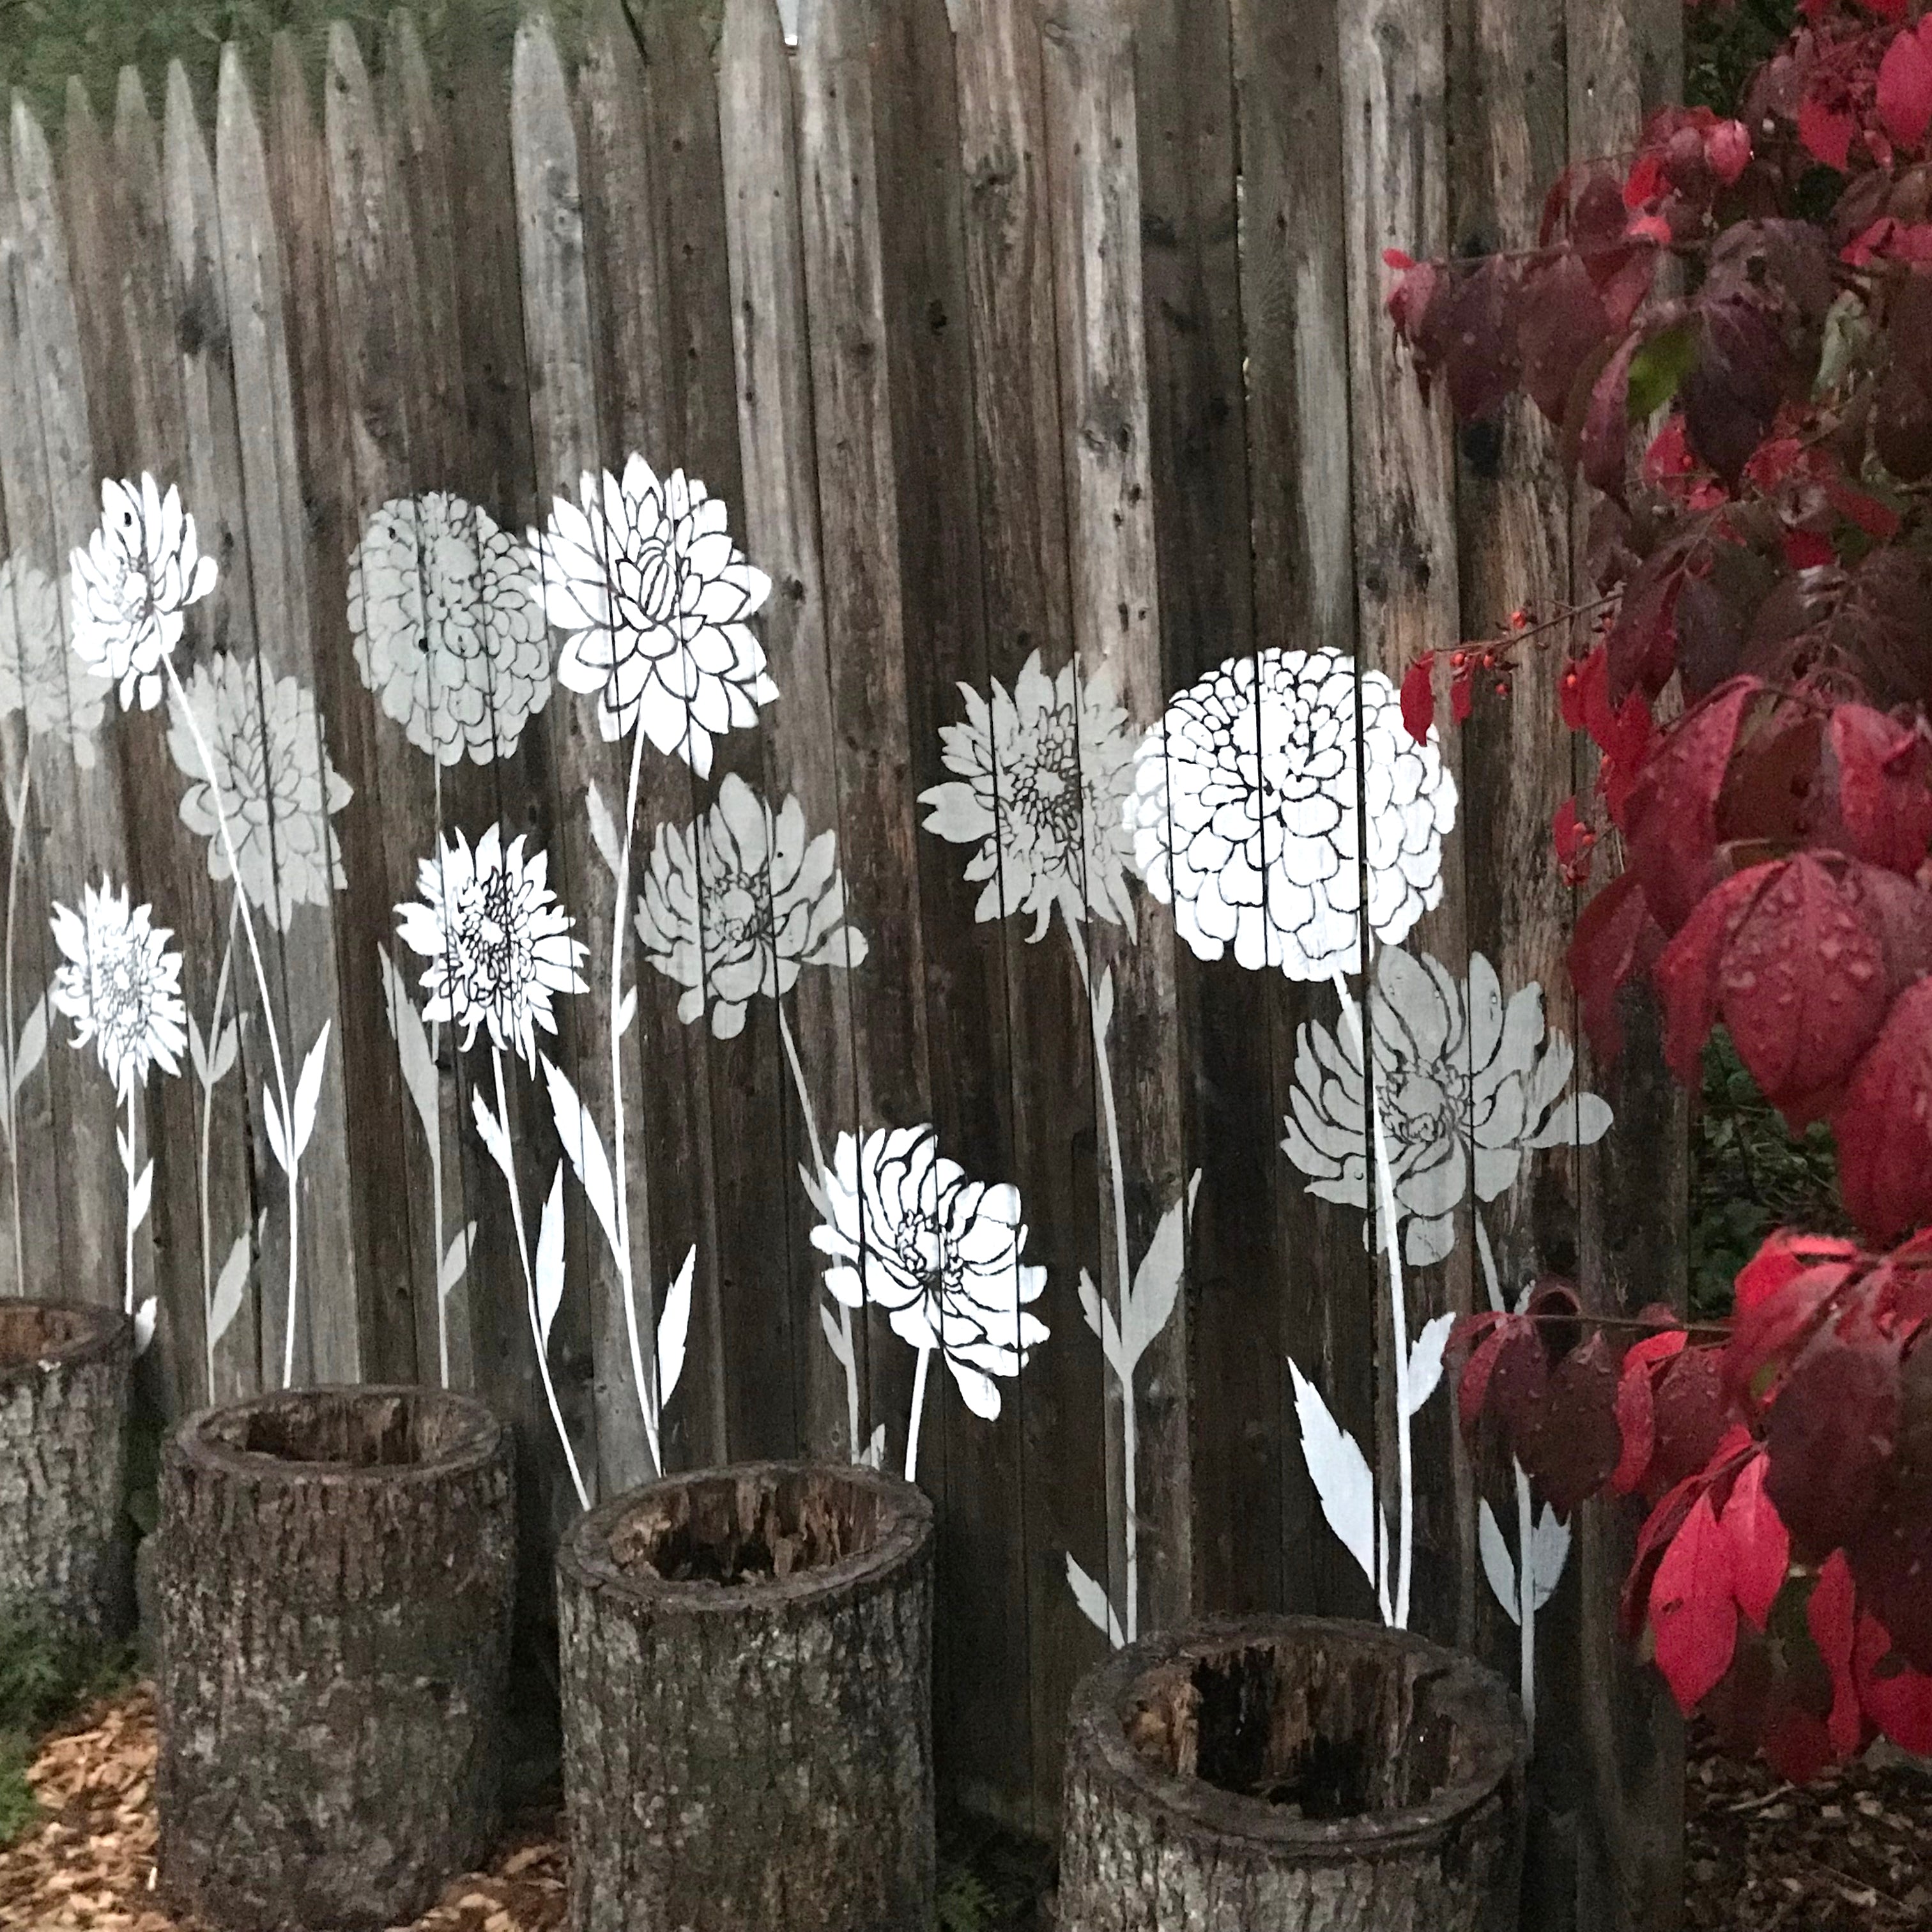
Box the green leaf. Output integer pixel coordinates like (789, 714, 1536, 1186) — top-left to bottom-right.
(1627, 323, 1699, 422)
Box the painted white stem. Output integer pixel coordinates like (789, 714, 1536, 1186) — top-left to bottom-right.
(1476, 1208, 1539, 1729)
(905, 1342, 933, 1485)
(779, 1001, 861, 1461)
(3, 754, 28, 1299)
(162, 655, 301, 1387)
(494, 1045, 590, 1510)
(1332, 965, 1414, 1630)
(122, 1085, 137, 1316)
(200, 898, 238, 1402)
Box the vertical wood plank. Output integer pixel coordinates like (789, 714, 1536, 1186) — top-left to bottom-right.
(213, 43, 363, 1388)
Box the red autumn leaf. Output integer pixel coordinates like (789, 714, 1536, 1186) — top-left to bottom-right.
(1458, 1320, 1513, 1445)
(1722, 1453, 1791, 1631)
(1780, 528, 1835, 570)
(1651, 1491, 1739, 1712)
(1612, 1329, 1690, 1494)
(1443, 259, 1524, 421)
(1807, 1551, 1865, 1761)
(1581, 334, 1642, 500)
(1518, 254, 1612, 424)
(1623, 152, 1667, 210)
(1603, 554, 1686, 703)
(1836, 979, 1932, 1244)
(1650, 1348, 1736, 1496)
(1799, 91, 1857, 172)
(1819, 705, 1932, 875)
(1765, 1318, 1901, 1557)
(1568, 870, 1661, 1062)
(1451, 667, 1475, 723)
(1654, 864, 1777, 1088)
(1518, 1331, 1625, 1517)
(1821, 477, 1902, 541)
(1735, 1230, 1860, 1317)
(1682, 296, 1788, 486)
(1877, 21, 1932, 154)
(1725, 1262, 1857, 1412)
(1706, 119, 1752, 185)
(1855, 1614, 1932, 1753)
(1624, 1469, 1703, 1640)
(1625, 679, 1758, 934)
(1399, 653, 1436, 744)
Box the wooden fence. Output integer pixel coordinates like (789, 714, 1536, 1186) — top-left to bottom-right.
(0, 0, 1686, 1920)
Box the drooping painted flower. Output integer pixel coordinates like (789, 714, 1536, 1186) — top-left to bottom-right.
(532, 455, 776, 770)
(1126, 647, 1457, 980)
(395, 824, 588, 1070)
(636, 774, 866, 1040)
(69, 475, 217, 711)
(810, 1124, 1048, 1420)
(167, 655, 351, 931)
(49, 879, 188, 1101)
(0, 558, 100, 765)
(347, 492, 552, 765)
(919, 651, 1138, 943)
(1280, 949, 1613, 1266)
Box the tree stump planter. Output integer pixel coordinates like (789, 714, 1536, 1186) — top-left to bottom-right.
(0, 1301, 132, 1637)
(1059, 1616, 1528, 1932)
(154, 1386, 514, 1932)
(557, 1460, 935, 1932)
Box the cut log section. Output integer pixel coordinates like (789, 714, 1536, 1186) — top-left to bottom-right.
(0, 1301, 132, 1637)
(153, 1386, 515, 1931)
(557, 1460, 935, 1932)
(1059, 1615, 1528, 1932)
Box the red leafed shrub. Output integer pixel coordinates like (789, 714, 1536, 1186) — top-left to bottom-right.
(1396, 0, 1932, 1773)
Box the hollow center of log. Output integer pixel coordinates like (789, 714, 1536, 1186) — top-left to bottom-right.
(0, 1303, 91, 1365)
(610, 1468, 885, 1586)
(206, 1390, 476, 1468)
(1126, 1637, 1474, 1820)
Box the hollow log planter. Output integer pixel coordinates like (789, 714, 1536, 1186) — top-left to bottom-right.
(0, 1301, 132, 1637)
(558, 1460, 935, 1932)
(154, 1386, 514, 1932)
(1059, 1616, 1528, 1932)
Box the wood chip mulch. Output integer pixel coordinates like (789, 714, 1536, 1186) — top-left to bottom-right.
(1685, 1729, 1932, 1929)
(0, 1686, 565, 1931)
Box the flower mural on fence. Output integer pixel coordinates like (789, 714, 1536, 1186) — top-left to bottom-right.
(532, 455, 776, 769)
(1126, 646, 1455, 979)
(167, 656, 351, 932)
(1280, 949, 1613, 1267)
(1, 558, 100, 763)
(68, 476, 216, 712)
(348, 493, 551, 766)
(919, 651, 1138, 944)
(809, 1123, 1047, 1478)
(399, 825, 594, 1509)
(50, 878, 187, 1347)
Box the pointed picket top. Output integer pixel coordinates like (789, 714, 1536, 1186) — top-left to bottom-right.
(798, 0, 876, 65)
(512, 10, 572, 122)
(114, 66, 154, 157)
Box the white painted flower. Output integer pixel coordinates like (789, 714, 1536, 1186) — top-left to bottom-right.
(0, 558, 101, 765)
(395, 824, 588, 1070)
(637, 774, 866, 1040)
(810, 1124, 1048, 1420)
(1280, 949, 1613, 1267)
(920, 651, 1138, 942)
(68, 475, 217, 711)
(347, 493, 551, 765)
(532, 454, 776, 770)
(167, 655, 351, 931)
(49, 879, 187, 1101)
(1127, 647, 1456, 980)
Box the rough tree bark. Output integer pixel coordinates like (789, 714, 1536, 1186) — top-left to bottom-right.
(154, 1386, 514, 1932)
(0, 1302, 131, 1637)
(557, 1460, 935, 1932)
(1058, 1616, 1528, 1932)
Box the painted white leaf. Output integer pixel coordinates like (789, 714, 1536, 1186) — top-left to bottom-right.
(819, 1299, 853, 1368)
(1077, 1267, 1103, 1340)
(540, 1054, 622, 1268)
(585, 780, 624, 880)
(290, 1021, 332, 1162)
(262, 1086, 291, 1174)
(1404, 1310, 1457, 1418)
(441, 1222, 477, 1301)
(209, 1234, 250, 1349)
(133, 1296, 156, 1357)
(1480, 1498, 1520, 1625)
(1076, 1267, 1125, 1379)
(535, 1163, 567, 1352)
(617, 984, 637, 1039)
(1572, 1092, 1613, 1148)
(11, 995, 43, 1099)
(470, 1087, 515, 1188)
(1289, 1357, 1379, 1597)
(379, 943, 439, 1147)
(127, 1159, 154, 1237)
(1092, 963, 1116, 1042)
(859, 1423, 886, 1471)
(797, 1162, 831, 1221)
(209, 1018, 239, 1087)
(1531, 1503, 1572, 1612)
(1066, 1552, 1125, 1650)
(1120, 1170, 1201, 1370)
(657, 1244, 695, 1409)
(186, 1008, 210, 1088)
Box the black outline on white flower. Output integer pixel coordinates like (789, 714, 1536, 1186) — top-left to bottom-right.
(49, 878, 187, 1101)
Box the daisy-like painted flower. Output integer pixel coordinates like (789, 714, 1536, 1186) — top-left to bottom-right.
(1280, 949, 1613, 1266)
(810, 1124, 1048, 1420)
(49, 879, 188, 1101)
(348, 493, 552, 765)
(69, 475, 218, 711)
(1127, 647, 1457, 981)
(636, 774, 867, 1040)
(919, 651, 1138, 942)
(532, 454, 776, 770)
(0, 557, 100, 765)
(167, 656, 352, 931)
(395, 824, 588, 1070)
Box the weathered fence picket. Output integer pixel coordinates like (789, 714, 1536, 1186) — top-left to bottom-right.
(0, 6, 1690, 1921)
